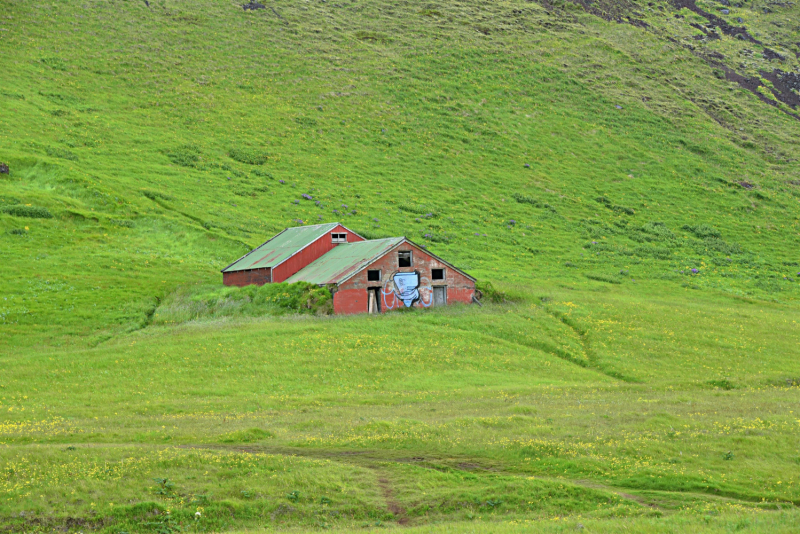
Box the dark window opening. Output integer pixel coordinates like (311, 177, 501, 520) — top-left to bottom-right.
(367, 270, 381, 282)
(398, 251, 412, 267)
(332, 233, 347, 243)
(432, 268, 445, 280)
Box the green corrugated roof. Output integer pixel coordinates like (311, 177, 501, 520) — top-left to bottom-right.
(285, 237, 405, 284)
(222, 223, 340, 272)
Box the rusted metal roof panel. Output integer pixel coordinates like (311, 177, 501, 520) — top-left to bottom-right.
(285, 237, 405, 284)
(222, 223, 339, 272)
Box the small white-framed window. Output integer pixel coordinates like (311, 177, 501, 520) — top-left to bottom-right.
(332, 233, 347, 243)
(432, 268, 445, 281)
(367, 270, 381, 282)
(398, 251, 412, 267)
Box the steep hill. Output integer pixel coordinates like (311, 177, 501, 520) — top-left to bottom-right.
(1, 0, 799, 532)
(1, 0, 799, 346)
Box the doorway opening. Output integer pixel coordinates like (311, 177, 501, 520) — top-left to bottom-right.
(433, 286, 447, 306)
(368, 288, 381, 314)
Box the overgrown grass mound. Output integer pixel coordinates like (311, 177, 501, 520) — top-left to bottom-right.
(228, 147, 270, 166)
(0, 205, 53, 219)
(153, 282, 332, 325)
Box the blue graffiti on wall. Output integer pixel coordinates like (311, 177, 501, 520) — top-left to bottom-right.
(381, 271, 433, 309)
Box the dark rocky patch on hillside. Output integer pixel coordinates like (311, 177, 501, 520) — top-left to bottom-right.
(779, 70, 800, 92)
(763, 47, 786, 61)
(672, 0, 759, 42)
(242, 2, 265, 11)
(762, 70, 800, 108)
(568, 0, 649, 26)
(707, 66, 800, 119)
(555, 0, 800, 121)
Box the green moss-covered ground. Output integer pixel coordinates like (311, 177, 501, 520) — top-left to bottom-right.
(1, 0, 799, 531)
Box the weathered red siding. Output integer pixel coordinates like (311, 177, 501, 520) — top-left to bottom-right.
(272, 224, 364, 283)
(223, 268, 272, 287)
(336, 241, 474, 314)
(445, 287, 475, 305)
(333, 288, 367, 315)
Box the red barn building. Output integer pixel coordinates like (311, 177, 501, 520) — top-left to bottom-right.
(222, 223, 476, 315)
(221, 223, 364, 287)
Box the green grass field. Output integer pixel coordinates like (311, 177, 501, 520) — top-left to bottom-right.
(1, 0, 799, 531)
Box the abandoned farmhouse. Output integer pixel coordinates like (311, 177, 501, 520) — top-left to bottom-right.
(221, 223, 476, 314)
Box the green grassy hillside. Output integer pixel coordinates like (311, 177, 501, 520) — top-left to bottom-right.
(1, 0, 799, 532)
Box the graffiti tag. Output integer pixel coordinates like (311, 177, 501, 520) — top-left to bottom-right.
(381, 271, 432, 309)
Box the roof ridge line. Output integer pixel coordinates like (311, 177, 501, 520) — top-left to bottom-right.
(271, 222, 366, 272)
(359, 236, 403, 242)
(291, 221, 339, 229)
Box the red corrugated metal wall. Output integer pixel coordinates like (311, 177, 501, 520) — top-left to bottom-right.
(272, 225, 365, 283)
(335, 241, 475, 314)
(223, 268, 272, 287)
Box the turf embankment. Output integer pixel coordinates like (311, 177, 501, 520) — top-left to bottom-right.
(1, 0, 799, 532)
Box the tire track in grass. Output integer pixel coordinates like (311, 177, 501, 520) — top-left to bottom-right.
(182, 445, 778, 511)
(376, 475, 409, 525)
(573, 479, 665, 511)
(413, 311, 591, 370)
(178, 444, 412, 525)
(541, 306, 640, 383)
(420, 309, 632, 382)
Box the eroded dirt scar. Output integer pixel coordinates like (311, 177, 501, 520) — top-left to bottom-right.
(242, 2, 266, 10)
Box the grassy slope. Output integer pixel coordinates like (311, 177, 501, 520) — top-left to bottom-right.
(1, 0, 800, 532)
